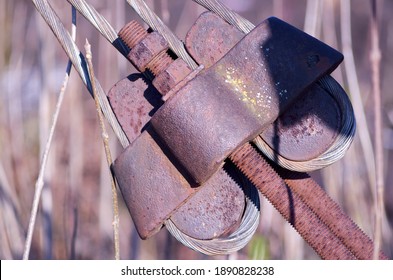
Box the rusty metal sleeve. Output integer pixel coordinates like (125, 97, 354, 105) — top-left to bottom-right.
(230, 143, 356, 259)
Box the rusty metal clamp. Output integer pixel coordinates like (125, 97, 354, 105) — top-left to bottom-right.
(185, 12, 355, 172)
(109, 12, 350, 254)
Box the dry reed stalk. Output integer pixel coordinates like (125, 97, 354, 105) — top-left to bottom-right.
(96, 5, 118, 241)
(84, 39, 120, 260)
(369, 0, 384, 260)
(36, 3, 60, 258)
(22, 7, 76, 260)
(23, 67, 69, 260)
(1, 2, 28, 259)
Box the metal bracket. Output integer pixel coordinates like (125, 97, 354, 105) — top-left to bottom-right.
(110, 14, 343, 241)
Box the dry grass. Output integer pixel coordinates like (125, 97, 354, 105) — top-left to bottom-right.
(0, 0, 392, 259)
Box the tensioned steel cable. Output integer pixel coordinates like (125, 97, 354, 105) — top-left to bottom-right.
(32, 0, 130, 149)
(192, 0, 254, 33)
(67, 0, 118, 42)
(66, 0, 127, 57)
(67, 0, 355, 252)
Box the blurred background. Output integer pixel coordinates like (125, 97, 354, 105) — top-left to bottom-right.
(1, 0, 392, 259)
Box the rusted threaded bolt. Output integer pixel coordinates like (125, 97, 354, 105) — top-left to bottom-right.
(147, 50, 174, 76)
(230, 143, 356, 260)
(275, 165, 389, 260)
(118, 20, 169, 73)
(118, 20, 148, 49)
(118, 21, 192, 97)
(230, 143, 389, 259)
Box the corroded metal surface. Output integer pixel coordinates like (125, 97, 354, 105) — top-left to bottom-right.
(107, 74, 163, 143)
(151, 16, 343, 185)
(276, 164, 389, 260)
(152, 58, 192, 96)
(186, 12, 344, 162)
(170, 167, 245, 240)
(111, 15, 382, 260)
(118, 20, 148, 50)
(230, 143, 356, 260)
(113, 128, 247, 239)
(185, 11, 244, 68)
(260, 83, 341, 161)
(112, 22, 247, 241)
(112, 130, 195, 239)
(128, 32, 169, 72)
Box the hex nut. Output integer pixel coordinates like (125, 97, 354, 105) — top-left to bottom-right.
(128, 32, 169, 72)
(152, 58, 192, 95)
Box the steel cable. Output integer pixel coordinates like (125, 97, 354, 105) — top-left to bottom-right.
(192, 0, 254, 33)
(32, 0, 130, 149)
(34, 0, 356, 256)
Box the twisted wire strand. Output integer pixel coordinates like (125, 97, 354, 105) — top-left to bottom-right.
(192, 0, 255, 33)
(67, 0, 117, 42)
(32, 0, 130, 149)
(66, 0, 129, 57)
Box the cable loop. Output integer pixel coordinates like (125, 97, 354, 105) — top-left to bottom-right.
(254, 75, 356, 172)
